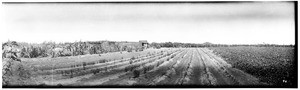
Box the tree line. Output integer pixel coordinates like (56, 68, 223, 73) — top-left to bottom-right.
(150, 42, 294, 48)
(2, 40, 294, 58)
(2, 41, 144, 58)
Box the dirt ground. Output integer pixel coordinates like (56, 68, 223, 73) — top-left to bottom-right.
(8, 48, 262, 86)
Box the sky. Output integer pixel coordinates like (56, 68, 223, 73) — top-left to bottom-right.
(2, 2, 295, 44)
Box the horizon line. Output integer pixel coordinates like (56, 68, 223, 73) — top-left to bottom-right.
(2, 39, 295, 45)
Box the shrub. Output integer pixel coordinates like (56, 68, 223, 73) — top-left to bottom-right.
(98, 59, 106, 63)
(127, 49, 132, 52)
(129, 60, 133, 64)
(156, 62, 160, 67)
(143, 67, 148, 74)
(82, 62, 87, 70)
(29, 47, 39, 58)
(131, 56, 135, 60)
(133, 70, 140, 78)
(171, 54, 175, 58)
(125, 67, 129, 72)
(92, 69, 97, 74)
(57, 84, 63, 87)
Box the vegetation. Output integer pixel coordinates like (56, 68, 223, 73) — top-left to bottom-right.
(2, 41, 37, 86)
(2, 40, 295, 87)
(151, 42, 294, 48)
(3, 40, 292, 59)
(209, 46, 295, 87)
(2, 40, 145, 58)
(133, 70, 140, 78)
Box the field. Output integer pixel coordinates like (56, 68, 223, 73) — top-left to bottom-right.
(208, 46, 295, 87)
(16, 48, 267, 87)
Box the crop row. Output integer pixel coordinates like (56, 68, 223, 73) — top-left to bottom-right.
(143, 49, 191, 85)
(65, 49, 181, 71)
(37, 49, 178, 71)
(61, 49, 183, 78)
(124, 49, 189, 79)
(40, 49, 183, 78)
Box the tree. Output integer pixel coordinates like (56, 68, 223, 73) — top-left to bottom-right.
(30, 47, 39, 58)
(2, 41, 27, 86)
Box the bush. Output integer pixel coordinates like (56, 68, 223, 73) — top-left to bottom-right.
(143, 67, 148, 74)
(92, 69, 97, 74)
(125, 67, 129, 72)
(131, 56, 135, 60)
(133, 70, 140, 78)
(171, 54, 175, 58)
(127, 49, 132, 52)
(82, 62, 87, 70)
(129, 60, 133, 64)
(29, 47, 39, 58)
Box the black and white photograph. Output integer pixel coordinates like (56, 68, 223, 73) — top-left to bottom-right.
(1, 1, 297, 88)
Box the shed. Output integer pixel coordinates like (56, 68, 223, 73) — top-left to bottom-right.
(139, 40, 149, 48)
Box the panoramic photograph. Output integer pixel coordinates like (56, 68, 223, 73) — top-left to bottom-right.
(1, 1, 297, 88)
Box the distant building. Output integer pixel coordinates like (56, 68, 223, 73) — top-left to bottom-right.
(139, 40, 149, 49)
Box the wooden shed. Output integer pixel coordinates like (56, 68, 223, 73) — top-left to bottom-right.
(139, 40, 149, 49)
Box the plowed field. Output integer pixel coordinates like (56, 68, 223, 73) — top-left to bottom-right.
(23, 48, 262, 87)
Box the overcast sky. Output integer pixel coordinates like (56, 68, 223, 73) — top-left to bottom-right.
(2, 2, 295, 44)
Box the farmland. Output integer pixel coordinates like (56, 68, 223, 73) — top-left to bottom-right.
(2, 40, 296, 88)
(11, 48, 266, 87)
(209, 46, 295, 87)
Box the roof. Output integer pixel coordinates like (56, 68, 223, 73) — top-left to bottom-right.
(139, 40, 148, 43)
